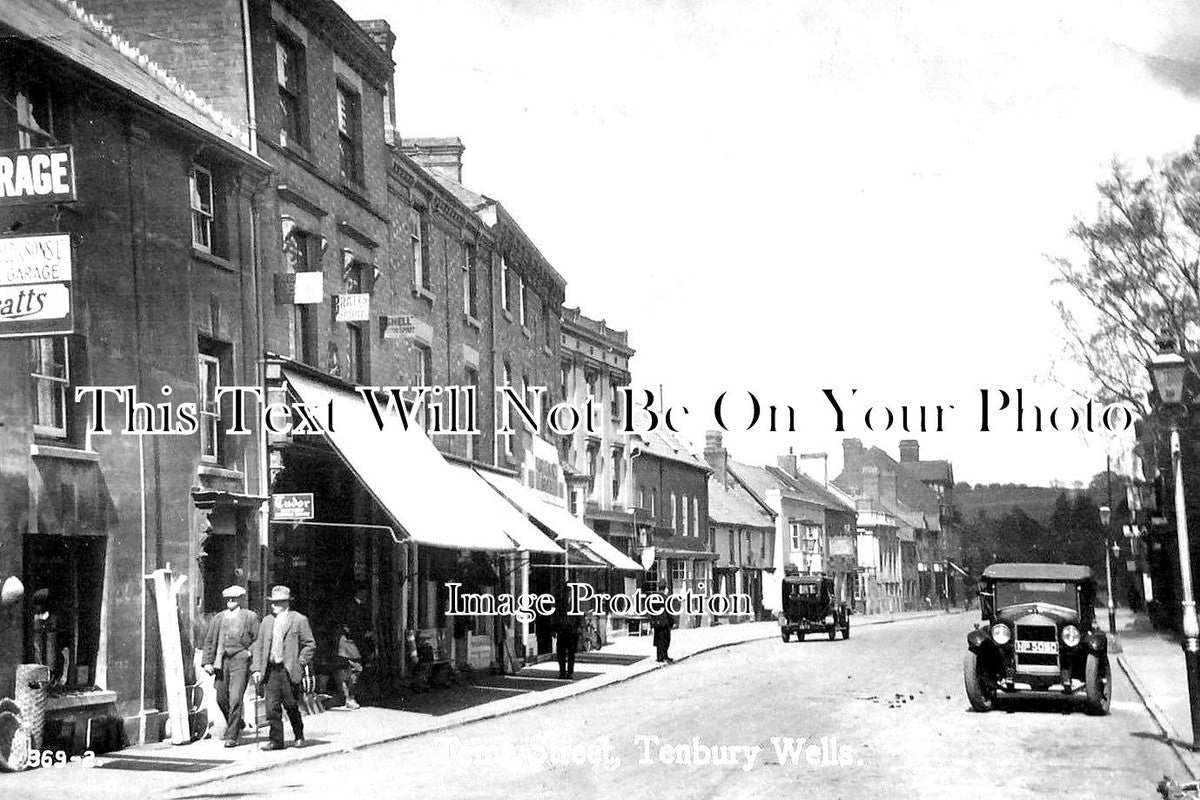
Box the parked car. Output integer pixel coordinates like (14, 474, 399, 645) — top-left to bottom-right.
(779, 569, 850, 642)
(964, 563, 1110, 714)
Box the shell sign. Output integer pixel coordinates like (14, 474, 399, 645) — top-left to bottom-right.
(0, 233, 73, 338)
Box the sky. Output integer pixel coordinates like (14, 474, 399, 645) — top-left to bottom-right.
(343, 0, 1200, 487)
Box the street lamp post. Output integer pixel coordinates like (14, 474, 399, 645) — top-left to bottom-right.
(1148, 340, 1200, 750)
(1099, 504, 1118, 636)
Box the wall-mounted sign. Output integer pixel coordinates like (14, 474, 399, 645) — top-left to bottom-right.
(0, 146, 76, 205)
(334, 293, 370, 322)
(0, 233, 73, 338)
(271, 492, 314, 521)
(381, 314, 415, 340)
(293, 272, 323, 304)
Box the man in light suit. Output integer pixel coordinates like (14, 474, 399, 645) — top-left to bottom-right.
(251, 585, 316, 750)
(201, 585, 259, 747)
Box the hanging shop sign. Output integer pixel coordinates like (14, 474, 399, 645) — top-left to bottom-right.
(333, 293, 370, 322)
(0, 146, 77, 205)
(0, 233, 73, 338)
(381, 314, 415, 340)
(271, 492, 314, 521)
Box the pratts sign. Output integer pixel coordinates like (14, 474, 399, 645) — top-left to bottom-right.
(0, 233, 74, 338)
(0, 146, 77, 205)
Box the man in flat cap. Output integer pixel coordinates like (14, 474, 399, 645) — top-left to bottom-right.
(202, 585, 259, 747)
(251, 585, 315, 750)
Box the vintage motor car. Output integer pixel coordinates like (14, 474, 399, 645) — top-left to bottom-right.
(779, 568, 850, 642)
(964, 563, 1110, 714)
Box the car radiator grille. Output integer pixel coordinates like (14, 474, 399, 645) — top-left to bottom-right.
(1015, 623, 1059, 669)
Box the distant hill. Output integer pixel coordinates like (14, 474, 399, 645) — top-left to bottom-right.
(955, 484, 1075, 527)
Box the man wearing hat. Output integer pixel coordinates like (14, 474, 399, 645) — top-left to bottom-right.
(251, 585, 315, 750)
(201, 585, 259, 747)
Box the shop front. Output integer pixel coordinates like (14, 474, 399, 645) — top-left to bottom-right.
(270, 363, 562, 695)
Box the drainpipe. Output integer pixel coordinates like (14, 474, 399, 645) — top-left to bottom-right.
(240, 0, 258, 155)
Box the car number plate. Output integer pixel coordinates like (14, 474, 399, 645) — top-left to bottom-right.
(1015, 640, 1058, 654)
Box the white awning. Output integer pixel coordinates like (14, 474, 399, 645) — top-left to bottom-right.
(446, 465, 563, 554)
(284, 369, 522, 552)
(475, 470, 644, 571)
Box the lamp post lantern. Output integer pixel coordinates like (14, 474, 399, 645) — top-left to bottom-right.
(1148, 340, 1200, 749)
(1099, 504, 1118, 636)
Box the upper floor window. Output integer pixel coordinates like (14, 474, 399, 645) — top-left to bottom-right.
(337, 84, 363, 185)
(559, 364, 569, 400)
(611, 447, 623, 502)
(610, 377, 622, 423)
(692, 497, 699, 537)
(190, 166, 214, 252)
(416, 343, 433, 386)
(789, 522, 802, 551)
(499, 258, 510, 312)
(543, 303, 554, 346)
(410, 207, 430, 290)
(348, 323, 366, 384)
(670, 493, 678, 534)
(16, 83, 53, 148)
(462, 242, 478, 318)
(681, 494, 690, 537)
(276, 32, 308, 149)
(285, 229, 320, 366)
(464, 366, 478, 460)
(518, 278, 527, 327)
(31, 337, 69, 438)
(198, 353, 220, 462)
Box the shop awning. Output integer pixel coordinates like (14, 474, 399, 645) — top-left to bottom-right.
(475, 470, 644, 571)
(446, 465, 563, 554)
(284, 369, 521, 552)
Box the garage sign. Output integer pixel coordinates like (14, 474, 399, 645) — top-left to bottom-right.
(0, 146, 77, 205)
(0, 233, 73, 338)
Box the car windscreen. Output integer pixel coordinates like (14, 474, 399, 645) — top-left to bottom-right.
(786, 583, 819, 596)
(993, 580, 1077, 611)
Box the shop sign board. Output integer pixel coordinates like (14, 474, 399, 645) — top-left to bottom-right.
(0, 146, 77, 205)
(381, 314, 415, 340)
(271, 492, 314, 521)
(0, 233, 73, 338)
(334, 293, 370, 322)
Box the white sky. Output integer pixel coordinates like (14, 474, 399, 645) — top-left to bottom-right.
(344, 0, 1200, 487)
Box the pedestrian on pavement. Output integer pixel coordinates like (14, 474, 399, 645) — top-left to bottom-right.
(201, 585, 259, 747)
(649, 593, 677, 663)
(251, 585, 316, 751)
(336, 624, 364, 709)
(553, 599, 581, 679)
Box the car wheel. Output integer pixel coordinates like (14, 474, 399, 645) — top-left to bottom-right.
(1085, 653, 1111, 716)
(828, 625, 837, 641)
(796, 632, 806, 642)
(781, 630, 790, 643)
(843, 621, 851, 640)
(963, 650, 995, 712)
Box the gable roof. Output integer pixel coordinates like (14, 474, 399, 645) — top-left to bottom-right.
(766, 466, 856, 512)
(708, 475, 774, 528)
(899, 459, 953, 484)
(12, 0, 262, 162)
(833, 445, 943, 519)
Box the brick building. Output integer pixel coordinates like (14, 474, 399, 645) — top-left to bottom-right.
(0, 0, 270, 744)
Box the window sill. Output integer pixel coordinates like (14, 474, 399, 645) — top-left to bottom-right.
(198, 463, 244, 481)
(502, 309, 513, 323)
(412, 285, 435, 303)
(464, 314, 482, 332)
(30, 444, 100, 463)
(46, 690, 117, 711)
(193, 248, 235, 273)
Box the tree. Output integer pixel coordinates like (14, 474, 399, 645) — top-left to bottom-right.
(1052, 138, 1200, 413)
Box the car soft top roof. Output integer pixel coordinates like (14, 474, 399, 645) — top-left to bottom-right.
(783, 574, 830, 584)
(982, 563, 1093, 582)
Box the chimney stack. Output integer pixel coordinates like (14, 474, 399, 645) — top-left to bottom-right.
(703, 430, 727, 485)
(777, 446, 797, 479)
(899, 439, 920, 463)
(400, 137, 466, 183)
(862, 465, 881, 499)
(881, 469, 898, 504)
(842, 438, 865, 491)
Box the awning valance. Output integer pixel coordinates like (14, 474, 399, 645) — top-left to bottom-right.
(475, 470, 644, 571)
(284, 369, 529, 552)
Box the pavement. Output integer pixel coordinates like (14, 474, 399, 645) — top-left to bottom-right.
(1112, 606, 1200, 781)
(5, 607, 950, 798)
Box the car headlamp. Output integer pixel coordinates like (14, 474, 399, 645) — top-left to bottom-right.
(1061, 625, 1081, 647)
(991, 623, 1011, 645)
